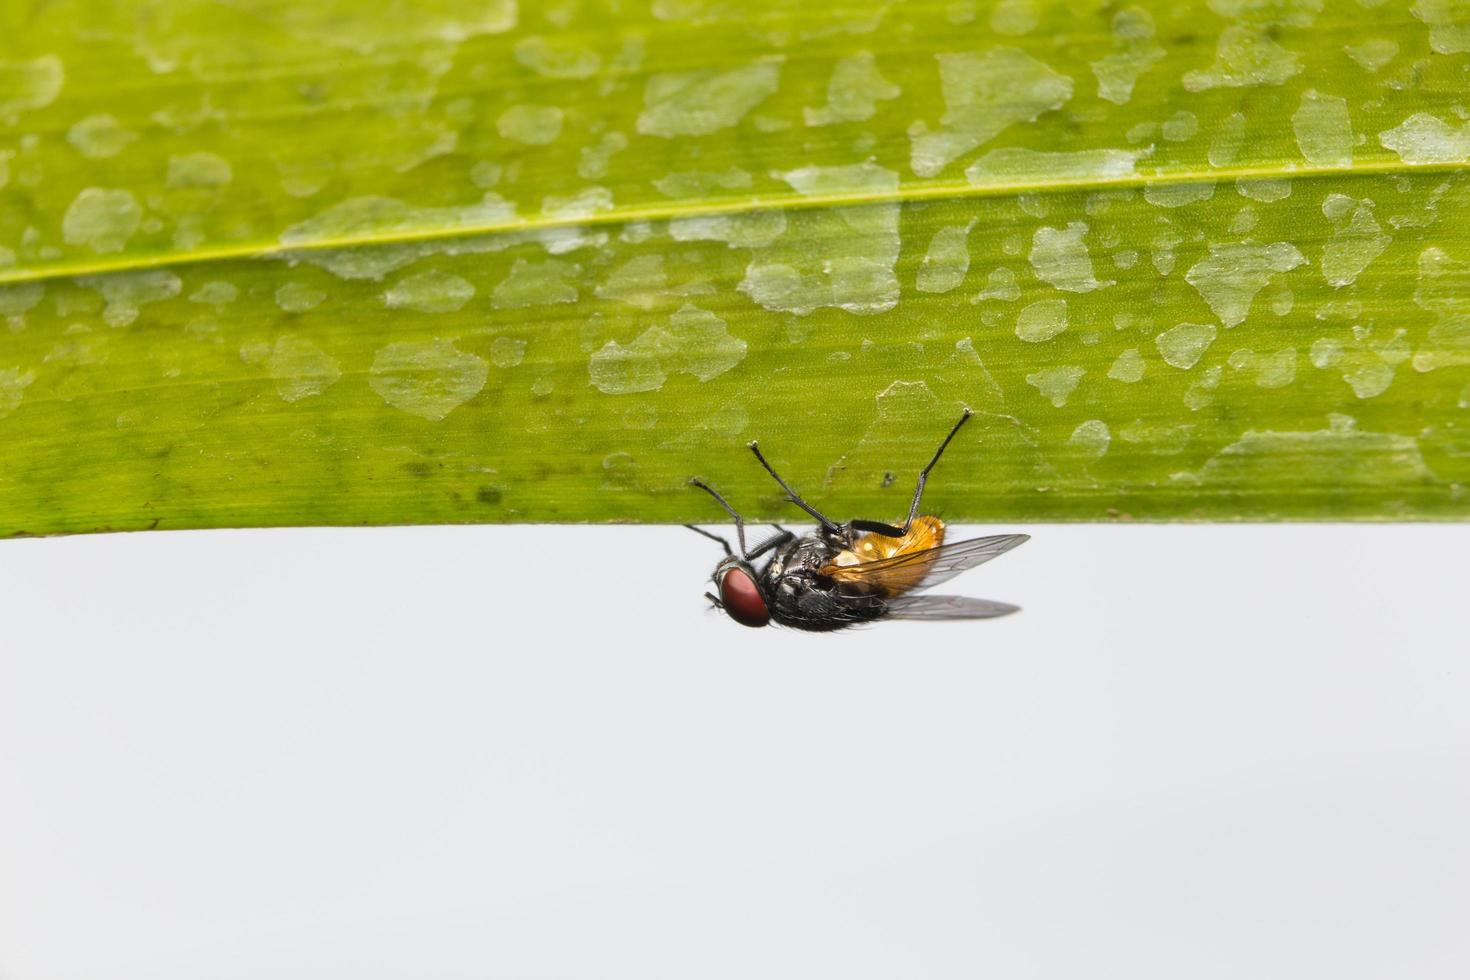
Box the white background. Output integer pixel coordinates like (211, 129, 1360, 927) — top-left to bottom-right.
(2, 524, 1467, 979)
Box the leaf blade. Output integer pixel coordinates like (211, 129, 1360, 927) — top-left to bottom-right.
(1, 1, 1468, 534)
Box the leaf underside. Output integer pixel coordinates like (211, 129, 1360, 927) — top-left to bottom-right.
(2, 0, 1469, 535)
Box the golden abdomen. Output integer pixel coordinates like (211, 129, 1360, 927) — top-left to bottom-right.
(819, 516, 945, 596)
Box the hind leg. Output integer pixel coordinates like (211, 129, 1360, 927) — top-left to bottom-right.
(848, 409, 972, 539)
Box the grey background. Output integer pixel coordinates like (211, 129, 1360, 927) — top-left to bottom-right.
(2, 524, 1467, 978)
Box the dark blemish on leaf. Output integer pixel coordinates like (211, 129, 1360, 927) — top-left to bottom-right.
(477, 485, 504, 505)
(881, 471, 896, 488)
(755, 492, 789, 513)
(404, 461, 434, 478)
(601, 452, 637, 489)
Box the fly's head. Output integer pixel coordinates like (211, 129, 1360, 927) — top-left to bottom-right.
(707, 555, 770, 628)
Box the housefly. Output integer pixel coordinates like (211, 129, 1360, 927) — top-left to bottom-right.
(686, 410, 1029, 631)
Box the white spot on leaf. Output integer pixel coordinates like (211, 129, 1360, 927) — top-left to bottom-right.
(805, 51, 899, 126)
(1209, 112, 1247, 166)
(637, 60, 781, 137)
(1227, 347, 1298, 388)
(276, 282, 326, 313)
(1030, 221, 1112, 292)
(1162, 111, 1199, 141)
(62, 188, 141, 254)
(1379, 113, 1470, 164)
(167, 152, 233, 188)
(1185, 242, 1307, 327)
(67, 114, 137, 159)
(268, 335, 341, 402)
(1344, 38, 1398, 71)
(1182, 26, 1301, 92)
(1069, 419, 1111, 458)
(76, 269, 181, 327)
(1026, 365, 1084, 407)
(670, 211, 786, 248)
(0, 366, 36, 418)
(384, 269, 475, 313)
(1015, 298, 1068, 342)
(991, 0, 1039, 33)
(1143, 182, 1216, 208)
(965, 147, 1142, 186)
(514, 35, 602, 79)
(1156, 322, 1218, 369)
(0, 283, 43, 317)
(1321, 198, 1390, 288)
(496, 104, 563, 145)
(493, 259, 579, 308)
(369, 339, 488, 420)
(976, 267, 1021, 302)
(653, 168, 753, 197)
(916, 222, 975, 294)
(588, 304, 746, 394)
(0, 56, 63, 120)
(578, 132, 627, 180)
(189, 281, 238, 305)
(1292, 90, 1353, 166)
(1199, 415, 1430, 490)
(740, 163, 900, 316)
(910, 47, 1072, 178)
(1090, 7, 1165, 105)
(489, 336, 528, 368)
(595, 255, 668, 309)
(1236, 178, 1293, 202)
(1413, 0, 1470, 54)
(1409, 247, 1470, 372)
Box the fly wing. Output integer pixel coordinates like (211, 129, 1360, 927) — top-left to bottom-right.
(825, 532, 1029, 597)
(882, 594, 1020, 619)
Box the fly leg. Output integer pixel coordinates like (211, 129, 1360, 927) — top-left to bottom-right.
(688, 478, 751, 556)
(747, 442, 845, 537)
(846, 409, 972, 540)
(689, 479, 793, 561)
(745, 528, 794, 561)
(683, 522, 733, 556)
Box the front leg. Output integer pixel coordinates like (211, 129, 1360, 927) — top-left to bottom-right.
(747, 441, 844, 537)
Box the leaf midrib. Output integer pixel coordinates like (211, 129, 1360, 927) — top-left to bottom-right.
(3, 157, 1459, 286)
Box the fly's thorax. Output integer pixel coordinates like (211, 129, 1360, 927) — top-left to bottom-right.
(794, 533, 842, 568)
(758, 532, 886, 631)
(757, 532, 829, 585)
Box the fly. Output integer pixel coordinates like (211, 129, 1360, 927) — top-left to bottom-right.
(685, 410, 1029, 631)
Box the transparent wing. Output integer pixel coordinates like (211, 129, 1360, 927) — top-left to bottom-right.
(825, 532, 1029, 596)
(882, 594, 1021, 620)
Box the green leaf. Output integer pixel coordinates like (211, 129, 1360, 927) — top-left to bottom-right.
(2, 0, 1469, 534)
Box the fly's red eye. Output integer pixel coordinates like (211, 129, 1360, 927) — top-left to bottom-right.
(719, 567, 770, 628)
